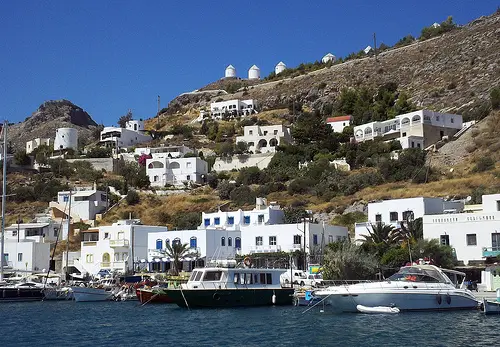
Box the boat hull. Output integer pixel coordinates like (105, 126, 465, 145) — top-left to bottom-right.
(322, 291, 479, 312)
(72, 287, 113, 302)
(483, 298, 500, 315)
(136, 288, 174, 304)
(167, 288, 295, 308)
(0, 287, 44, 302)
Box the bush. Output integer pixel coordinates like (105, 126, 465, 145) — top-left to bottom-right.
(217, 180, 236, 200)
(86, 147, 112, 158)
(172, 211, 200, 230)
(237, 167, 267, 186)
(71, 160, 103, 182)
(491, 87, 500, 110)
(126, 190, 140, 205)
(473, 156, 495, 173)
(14, 150, 31, 166)
(288, 177, 315, 195)
(229, 185, 256, 205)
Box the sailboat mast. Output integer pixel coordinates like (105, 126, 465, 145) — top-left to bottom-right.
(65, 189, 72, 281)
(0, 121, 8, 282)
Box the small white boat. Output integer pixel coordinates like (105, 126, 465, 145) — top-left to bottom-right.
(72, 287, 113, 302)
(483, 298, 500, 315)
(357, 304, 400, 314)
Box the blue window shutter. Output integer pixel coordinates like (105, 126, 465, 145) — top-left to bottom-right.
(156, 239, 163, 250)
(204, 218, 210, 226)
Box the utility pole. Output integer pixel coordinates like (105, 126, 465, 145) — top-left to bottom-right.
(65, 189, 72, 281)
(157, 95, 160, 128)
(373, 32, 378, 61)
(303, 217, 307, 271)
(0, 121, 8, 282)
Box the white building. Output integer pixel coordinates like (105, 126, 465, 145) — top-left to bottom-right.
(423, 194, 500, 267)
(364, 46, 373, 54)
(321, 53, 336, 64)
(355, 197, 464, 242)
(4, 221, 59, 244)
(146, 156, 208, 187)
(225, 64, 236, 78)
(50, 188, 107, 221)
(134, 145, 193, 158)
(100, 119, 152, 149)
(353, 110, 463, 149)
(326, 115, 353, 133)
(2, 240, 50, 273)
(199, 99, 258, 121)
(26, 138, 51, 154)
(235, 125, 292, 154)
(275, 61, 286, 75)
(248, 65, 260, 80)
(79, 219, 168, 275)
(54, 128, 78, 151)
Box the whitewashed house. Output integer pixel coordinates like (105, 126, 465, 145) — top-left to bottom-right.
(4, 221, 59, 244)
(49, 188, 107, 222)
(134, 145, 193, 158)
(235, 125, 292, 154)
(146, 156, 208, 187)
(423, 194, 500, 267)
(100, 119, 152, 149)
(355, 197, 464, 242)
(26, 138, 51, 154)
(199, 99, 258, 121)
(353, 110, 463, 149)
(78, 219, 168, 275)
(326, 116, 353, 133)
(2, 240, 50, 273)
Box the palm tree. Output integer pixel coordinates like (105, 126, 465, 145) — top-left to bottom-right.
(398, 217, 423, 242)
(164, 242, 190, 276)
(360, 223, 401, 246)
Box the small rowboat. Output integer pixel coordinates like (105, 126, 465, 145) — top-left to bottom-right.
(356, 305, 400, 314)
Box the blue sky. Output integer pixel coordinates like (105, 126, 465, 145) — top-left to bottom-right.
(0, 1, 498, 126)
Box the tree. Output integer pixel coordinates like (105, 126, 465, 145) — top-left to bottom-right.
(14, 150, 31, 166)
(173, 211, 201, 230)
(32, 144, 52, 165)
(215, 141, 234, 157)
(138, 153, 152, 166)
(323, 241, 379, 280)
(126, 190, 140, 205)
(118, 109, 133, 128)
(234, 141, 248, 154)
(291, 111, 331, 145)
(86, 146, 112, 158)
(283, 207, 309, 224)
(48, 158, 73, 178)
(164, 242, 191, 275)
(399, 217, 423, 242)
(360, 223, 401, 247)
(118, 161, 150, 189)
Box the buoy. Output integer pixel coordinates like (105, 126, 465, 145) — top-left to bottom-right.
(272, 294, 276, 304)
(356, 305, 400, 314)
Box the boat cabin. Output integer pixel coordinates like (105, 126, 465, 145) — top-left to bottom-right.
(388, 265, 464, 287)
(184, 267, 286, 290)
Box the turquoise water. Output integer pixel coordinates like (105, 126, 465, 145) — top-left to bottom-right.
(2, 301, 497, 346)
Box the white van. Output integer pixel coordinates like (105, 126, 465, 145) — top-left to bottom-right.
(280, 271, 323, 287)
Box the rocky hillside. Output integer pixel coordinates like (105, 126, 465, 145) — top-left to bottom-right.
(7, 99, 99, 151)
(162, 12, 500, 120)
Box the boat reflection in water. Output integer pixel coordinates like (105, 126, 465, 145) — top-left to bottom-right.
(313, 265, 480, 313)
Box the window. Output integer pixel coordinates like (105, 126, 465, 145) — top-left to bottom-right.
(436, 116, 440, 121)
(186, 175, 191, 181)
(114, 253, 119, 261)
(173, 238, 181, 246)
(293, 235, 302, 245)
(402, 132, 407, 137)
(234, 273, 240, 284)
(221, 237, 225, 246)
(375, 214, 382, 222)
(63, 195, 69, 202)
(4, 253, 8, 261)
(203, 271, 222, 281)
(260, 273, 266, 284)
(214, 217, 220, 225)
(466, 234, 477, 246)
(497, 201, 500, 212)
(156, 239, 163, 250)
(256, 236, 263, 246)
(243, 216, 250, 224)
(245, 273, 253, 284)
(18, 253, 22, 262)
(104, 232, 110, 239)
(451, 118, 454, 123)
(313, 234, 318, 245)
(53, 228, 58, 237)
(274, 130, 278, 135)
(227, 216, 234, 225)
(269, 236, 277, 246)
(390, 212, 398, 222)
(118, 232, 124, 240)
(440, 235, 450, 246)
(492, 233, 500, 251)
(204, 218, 210, 227)
(266, 273, 272, 284)
(195, 271, 203, 281)
(258, 214, 264, 224)
(86, 254, 93, 263)
(190, 237, 197, 248)
(186, 162, 192, 168)
(328, 235, 333, 243)
(249, 130, 253, 135)
(228, 237, 232, 246)
(402, 211, 414, 222)
(235, 237, 241, 249)
(264, 131, 268, 135)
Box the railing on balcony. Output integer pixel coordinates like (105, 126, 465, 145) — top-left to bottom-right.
(483, 247, 500, 257)
(110, 239, 129, 248)
(101, 262, 111, 268)
(82, 241, 97, 247)
(250, 245, 281, 253)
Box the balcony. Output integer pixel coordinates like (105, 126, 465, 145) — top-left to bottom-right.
(82, 241, 97, 247)
(250, 245, 281, 253)
(483, 247, 500, 258)
(110, 239, 130, 248)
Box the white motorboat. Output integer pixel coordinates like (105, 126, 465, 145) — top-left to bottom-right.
(72, 287, 113, 302)
(313, 265, 480, 312)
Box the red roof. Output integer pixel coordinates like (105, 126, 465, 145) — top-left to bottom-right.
(326, 115, 352, 123)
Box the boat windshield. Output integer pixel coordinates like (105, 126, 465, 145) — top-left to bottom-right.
(388, 266, 447, 283)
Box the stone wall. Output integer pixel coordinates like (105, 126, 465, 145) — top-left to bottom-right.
(213, 153, 275, 171)
(66, 158, 119, 172)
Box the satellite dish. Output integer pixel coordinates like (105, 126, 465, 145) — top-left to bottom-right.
(466, 196, 472, 202)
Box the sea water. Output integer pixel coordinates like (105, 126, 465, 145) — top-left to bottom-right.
(1, 301, 497, 347)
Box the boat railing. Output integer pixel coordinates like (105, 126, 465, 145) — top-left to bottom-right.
(322, 279, 450, 291)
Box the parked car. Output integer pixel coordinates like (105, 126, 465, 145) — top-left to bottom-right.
(280, 271, 323, 287)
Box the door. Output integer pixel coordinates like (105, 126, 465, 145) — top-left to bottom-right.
(492, 233, 500, 251)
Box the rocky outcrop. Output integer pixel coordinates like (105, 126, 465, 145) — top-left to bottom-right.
(7, 99, 99, 151)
